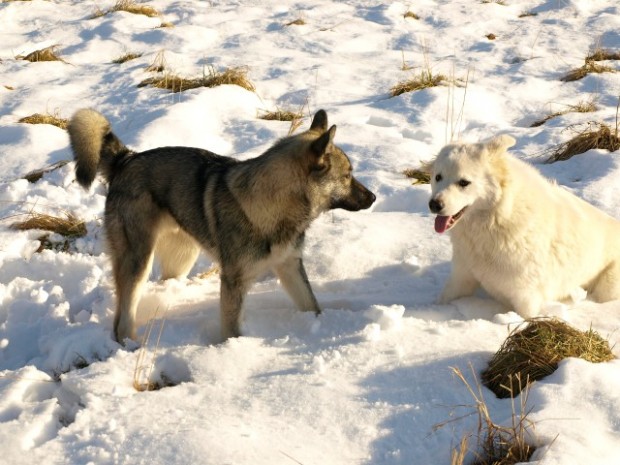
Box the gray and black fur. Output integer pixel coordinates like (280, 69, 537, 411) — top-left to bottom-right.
(68, 108, 375, 343)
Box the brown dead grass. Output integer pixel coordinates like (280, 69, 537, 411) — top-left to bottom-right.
(546, 121, 620, 162)
(482, 318, 615, 398)
(258, 108, 303, 122)
(11, 211, 87, 238)
(23, 160, 70, 183)
(391, 70, 446, 97)
(18, 112, 68, 129)
(138, 66, 255, 93)
(560, 46, 620, 81)
(404, 11, 419, 20)
(530, 99, 597, 127)
(285, 18, 306, 26)
(17, 45, 67, 63)
(92, 0, 160, 19)
(113, 52, 143, 64)
(145, 50, 167, 72)
(403, 164, 431, 185)
(586, 47, 620, 62)
(561, 61, 616, 82)
(442, 366, 536, 465)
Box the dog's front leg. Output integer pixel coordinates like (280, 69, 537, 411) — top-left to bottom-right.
(274, 256, 321, 315)
(438, 260, 479, 304)
(219, 270, 249, 340)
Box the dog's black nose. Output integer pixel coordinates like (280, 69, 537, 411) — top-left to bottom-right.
(429, 198, 443, 213)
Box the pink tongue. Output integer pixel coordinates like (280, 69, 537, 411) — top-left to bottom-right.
(434, 215, 452, 233)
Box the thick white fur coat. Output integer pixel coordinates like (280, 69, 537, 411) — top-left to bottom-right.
(430, 135, 620, 317)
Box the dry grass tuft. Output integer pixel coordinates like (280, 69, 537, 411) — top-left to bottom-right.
(391, 69, 446, 97)
(586, 47, 620, 62)
(133, 314, 167, 391)
(18, 112, 68, 130)
(404, 11, 419, 20)
(23, 160, 70, 183)
(403, 163, 432, 185)
(442, 366, 536, 465)
(482, 318, 615, 398)
(530, 99, 597, 127)
(518, 11, 538, 18)
(158, 21, 174, 28)
(285, 18, 306, 26)
(258, 108, 303, 122)
(481, 0, 507, 4)
(196, 265, 220, 280)
(486, 33, 497, 40)
(138, 66, 255, 93)
(561, 61, 615, 82)
(145, 50, 167, 72)
(17, 45, 67, 63)
(545, 121, 620, 162)
(11, 211, 87, 238)
(92, 0, 160, 19)
(112, 52, 143, 64)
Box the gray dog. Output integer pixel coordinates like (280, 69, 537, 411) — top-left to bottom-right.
(68, 109, 375, 344)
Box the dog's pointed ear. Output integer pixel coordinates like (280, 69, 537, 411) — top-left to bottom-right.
(311, 125, 336, 156)
(486, 134, 516, 154)
(310, 109, 328, 132)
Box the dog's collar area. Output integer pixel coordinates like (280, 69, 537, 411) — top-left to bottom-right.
(434, 207, 467, 233)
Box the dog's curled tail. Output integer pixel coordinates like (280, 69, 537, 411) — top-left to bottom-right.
(68, 108, 130, 188)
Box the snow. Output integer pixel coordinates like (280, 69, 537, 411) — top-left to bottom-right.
(1, 0, 620, 464)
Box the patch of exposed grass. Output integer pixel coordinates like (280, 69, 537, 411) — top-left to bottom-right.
(441, 366, 536, 465)
(158, 21, 174, 28)
(482, 318, 615, 398)
(145, 50, 167, 72)
(391, 69, 446, 97)
(586, 47, 620, 62)
(530, 99, 597, 127)
(285, 18, 306, 26)
(518, 11, 538, 18)
(112, 52, 143, 64)
(16, 45, 67, 63)
(546, 121, 620, 162)
(18, 112, 68, 130)
(11, 211, 87, 238)
(482, 0, 507, 4)
(258, 108, 303, 122)
(404, 11, 419, 20)
(23, 160, 70, 183)
(561, 61, 616, 82)
(92, 0, 160, 19)
(138, 66, 255, 93)
(403, 164, 431, 185)
(486, 33, 497, 40)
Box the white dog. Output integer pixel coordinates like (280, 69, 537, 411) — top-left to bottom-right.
(429, 134, 620, 317)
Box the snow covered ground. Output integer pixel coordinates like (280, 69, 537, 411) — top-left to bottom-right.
(1, 0, 620, 463)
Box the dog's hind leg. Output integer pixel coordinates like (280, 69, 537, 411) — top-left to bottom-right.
(589, 261, 620, 303)
(112, 250, 154, 343)
(156, 228, 201, 280)
(274, 256, 321, 314)
(106, 198, 159, 344)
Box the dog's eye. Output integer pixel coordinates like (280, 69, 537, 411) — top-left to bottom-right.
(435, 174, 442, 182)
(458, 179, 471, 188)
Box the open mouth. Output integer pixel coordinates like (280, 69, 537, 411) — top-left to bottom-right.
(434, 206, 467, 233)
